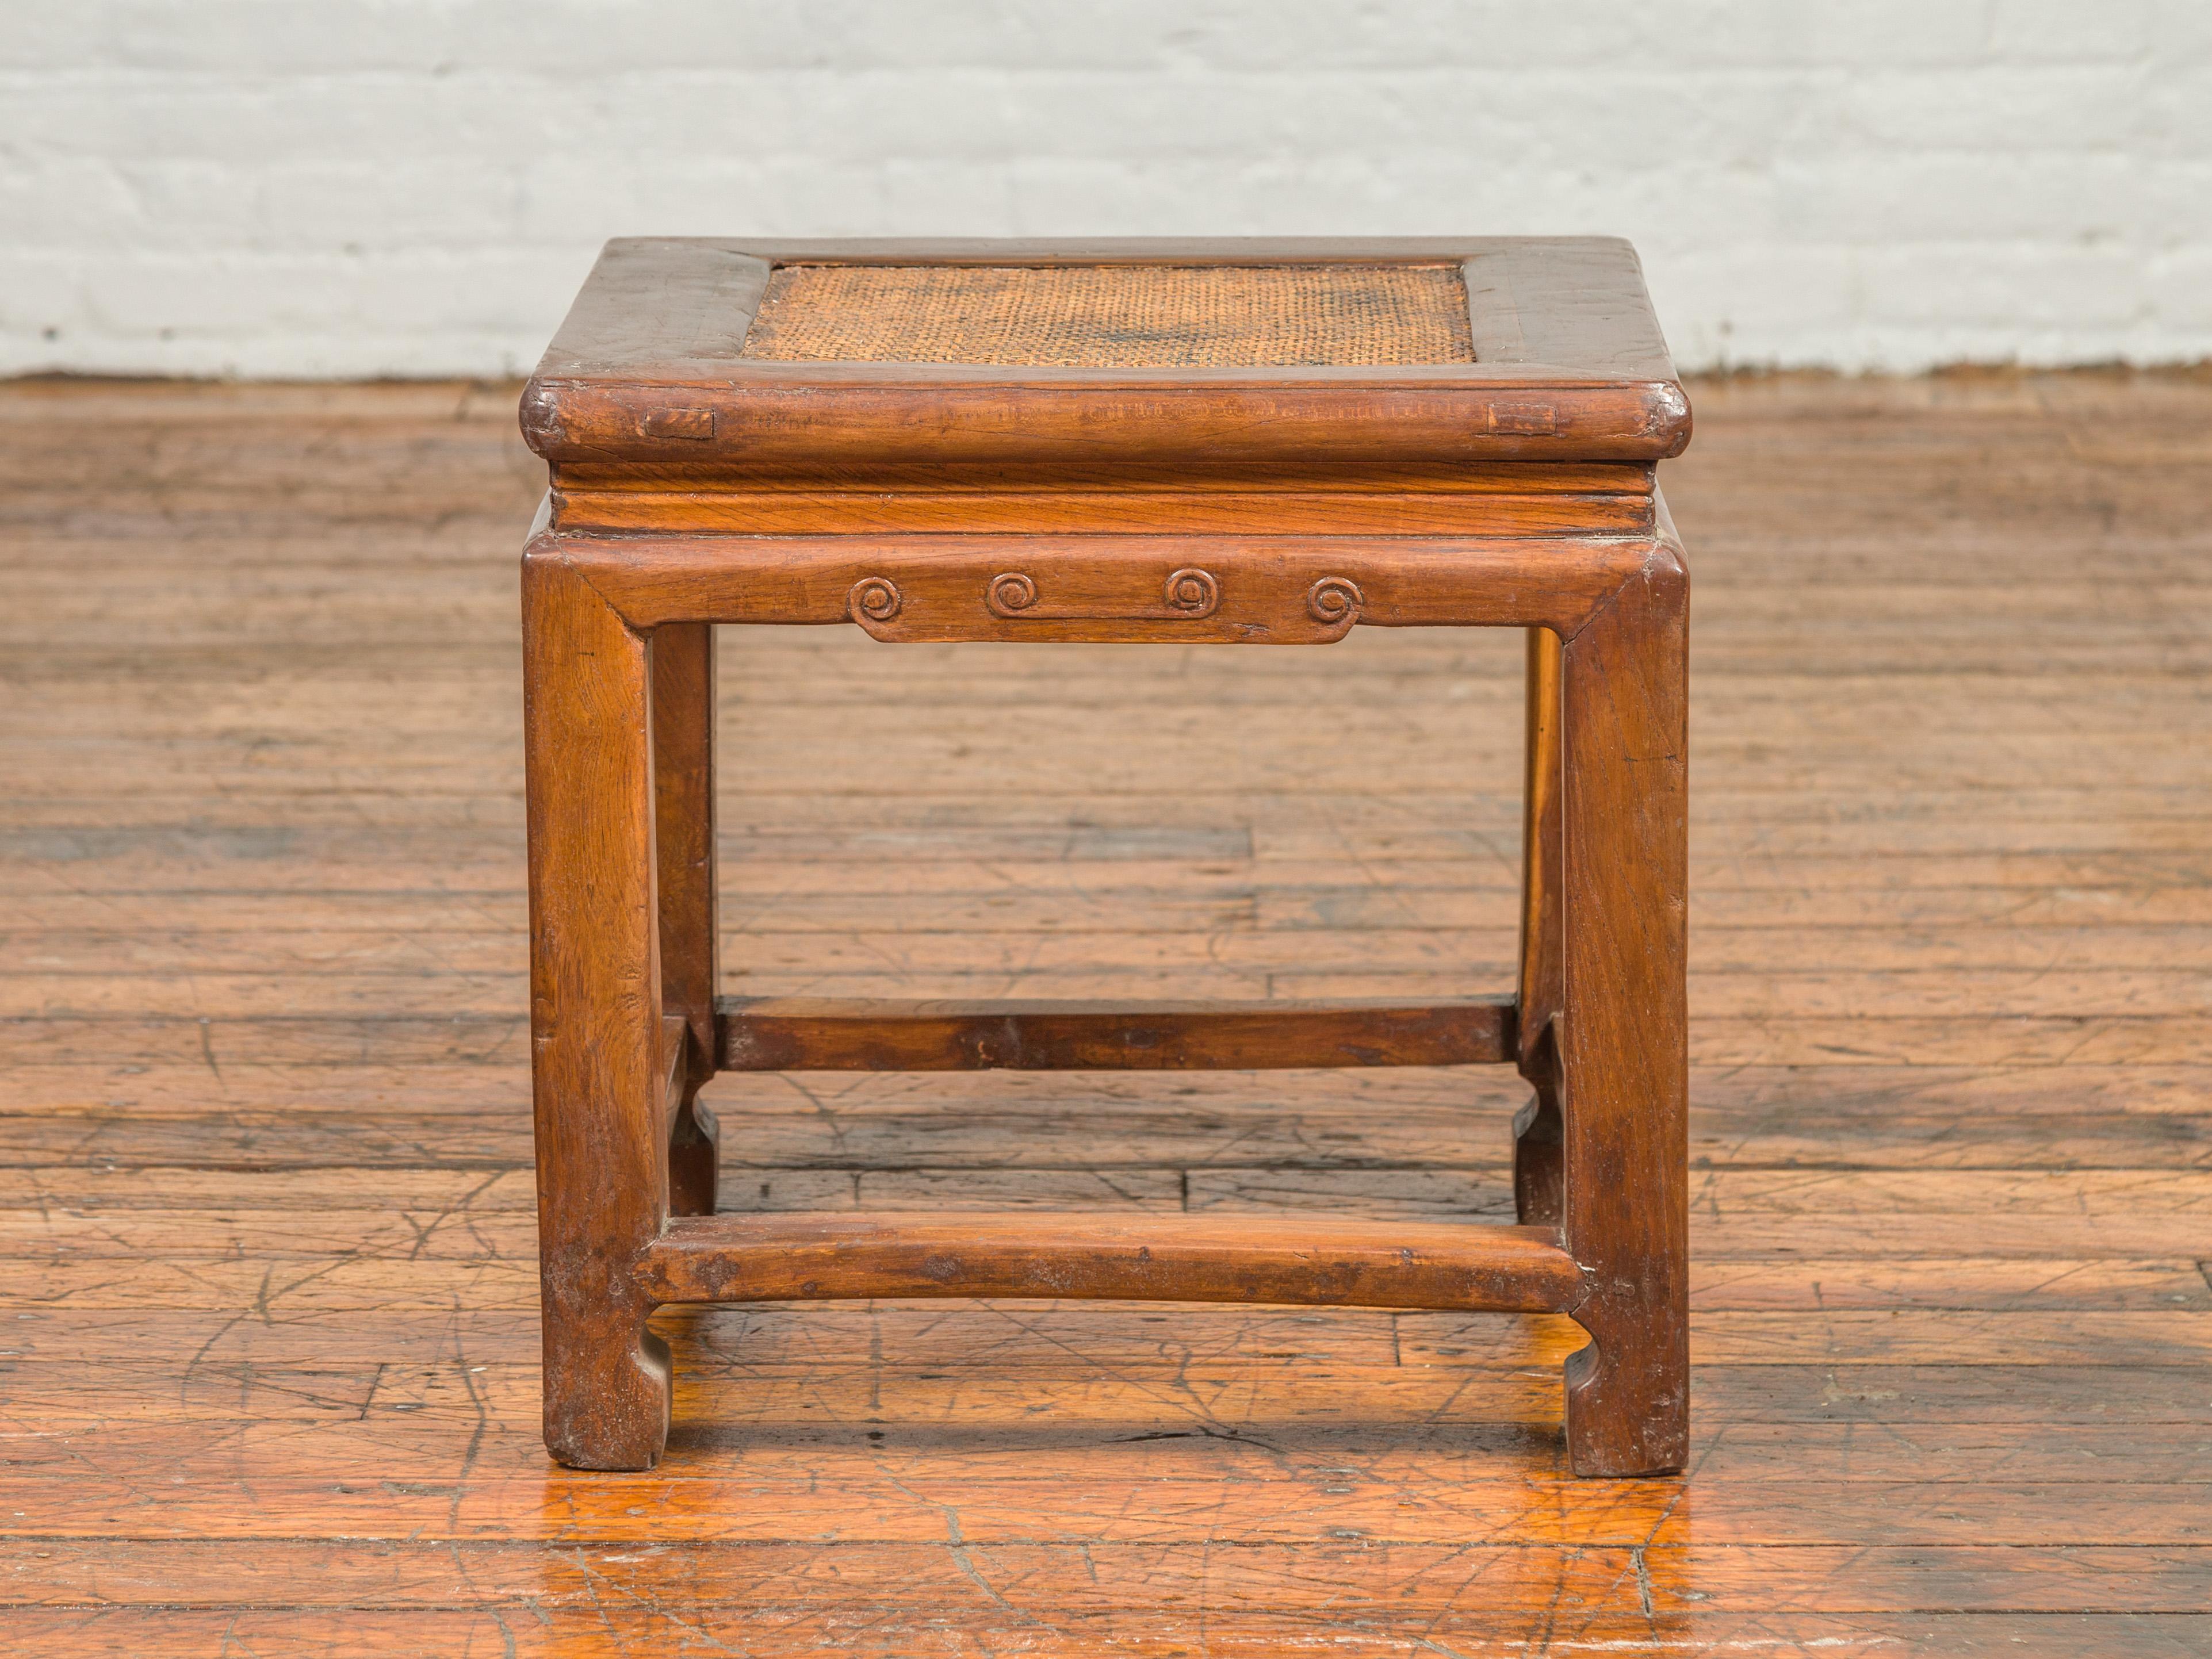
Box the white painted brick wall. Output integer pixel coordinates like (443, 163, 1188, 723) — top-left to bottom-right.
(4, 1, 2207, 377)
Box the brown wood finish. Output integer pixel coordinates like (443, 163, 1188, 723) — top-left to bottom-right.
(3, 368, 2211, 1649)
(718, 995, 1514, 1071)
(638, 1213, 1582, 1312)
(521, 554, 671, 1470)
(650, 622, 721, 1217)
(541, 528, 1660, 641)
(1513, 623, 1566, 1227)
(549, 456, 1659, 547)
(523, 238, 1690, 478)
(1557, 543, 1691, 1475)
(523, 517, 1687, 1473)
(550, 479, 1659, 538)
(516, 237, 1696, 1481)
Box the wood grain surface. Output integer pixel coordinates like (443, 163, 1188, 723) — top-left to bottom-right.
(523, 239, 1690, 473)
(2, 370, 2210, 1650)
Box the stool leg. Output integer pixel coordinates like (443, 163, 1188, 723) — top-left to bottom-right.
(1558, 555, 1690, 1477)
(1514, 626, 1565, 1226)
(523, 552, 672, 1471)
(653, 623, 721, 1218)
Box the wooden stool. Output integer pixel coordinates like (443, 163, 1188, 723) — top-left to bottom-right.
(518, 239, 1691, 1478)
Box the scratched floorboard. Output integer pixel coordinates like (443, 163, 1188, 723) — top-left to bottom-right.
(0, 371, 2210, 1655)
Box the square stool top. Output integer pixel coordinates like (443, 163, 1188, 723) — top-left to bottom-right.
(522, 239, 1689, 477)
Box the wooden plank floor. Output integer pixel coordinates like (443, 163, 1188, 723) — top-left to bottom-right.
(1, 370, 2209, 1654)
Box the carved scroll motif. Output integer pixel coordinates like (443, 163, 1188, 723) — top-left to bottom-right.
(985, 572, 1038, 617)
(1307, 577, 1364, 629)
(848, 577, 903, 623)
(986, 567, 1222, 622)
(1160, 568, 1220, 618)
(844, 565, 1367, 643)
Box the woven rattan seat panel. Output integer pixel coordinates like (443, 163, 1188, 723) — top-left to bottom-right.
(740, 263, 1478, 368)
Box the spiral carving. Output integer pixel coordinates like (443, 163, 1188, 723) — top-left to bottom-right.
(1162, 568, 1220, 618)
(1307, 576, 1364, 627)
(848, 576, 902, 623)
(986, 572, 1039, 616)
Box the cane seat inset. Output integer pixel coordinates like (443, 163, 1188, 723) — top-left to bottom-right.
(739, 262, 1480, 368)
